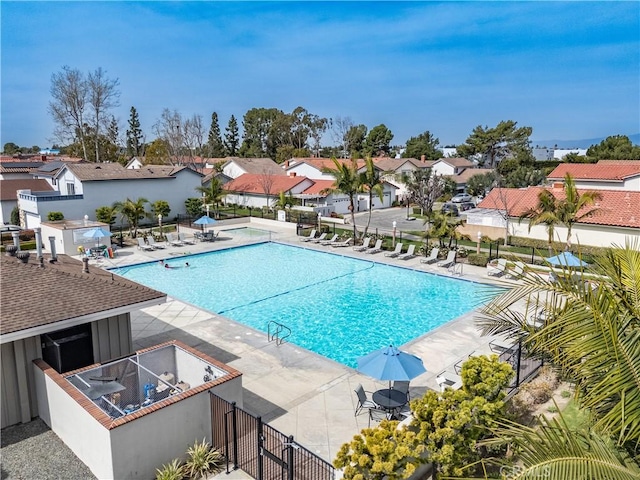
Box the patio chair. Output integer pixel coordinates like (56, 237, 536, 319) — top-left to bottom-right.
(368, 407, 393, 427)
(354, 384, 377, 416)
(384, 243, 403, 258)
(487, 258, 508, 277)
(437, 250, 456, 268)
(178, 232, 195, 245)
(330, 237, 353, 248)
(166, 233, 184, 247)
(435, 371, 462, 392)
(420, 247, 439, 264)
(509, 261, 526, 279)
(319, 234, 339, 246)
(137, 237, 155, 251)
(353, 237, 372, 252)
(201, 231, 216, 242)
(310, 232, 328, 243)
(365, 239, 383, 254)
(299, 229, 317, 242)
(147, 237, 165, 249)
(392, 380, 410, 402)
(397, 244, 416, 260)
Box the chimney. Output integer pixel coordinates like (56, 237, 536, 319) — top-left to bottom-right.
(34, 227, 44, 267)
(11, 232, 21, 251)
(421, 155, 426, 162)
(48, 236, 58, 263)
(553, 182, 563, 190)
(289, 172, 296, 177)
(285, 160, 290, 168)
(82, 256, 89, 273)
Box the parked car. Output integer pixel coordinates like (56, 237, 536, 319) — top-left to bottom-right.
(441, 203, 459, 215)
(458, 202, 476, 211)
(451, 193, 473, 203)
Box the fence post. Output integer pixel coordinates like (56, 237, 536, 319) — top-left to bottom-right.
(515, 341, 522, 387)
(531, 247, 535, 264)
(231, 402, 239, 470)
(257, 417, 264, 480)
(287, 435, 294, 480)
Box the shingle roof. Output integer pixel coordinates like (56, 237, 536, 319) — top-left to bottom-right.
(477, 187, 640, 228)
(0, 179, 53, 200)
(435, 157, 474, 168)
(224, 173, 309, 194)
(547, 163, 640, 181)
(373, 157, 435, 171)
(0, 254, 166, 336)
(449, 168, 493, 183)
(64, 163, 196, 181)
(225, 157, 284, 176)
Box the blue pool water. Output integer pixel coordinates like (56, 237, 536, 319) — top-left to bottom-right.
(116, 243, 494, 367)
(225, 227, 275, 237)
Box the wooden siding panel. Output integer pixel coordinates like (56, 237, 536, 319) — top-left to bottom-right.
(1, 343, 20, 428)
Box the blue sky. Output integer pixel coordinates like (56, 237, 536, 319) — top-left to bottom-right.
(2, 1, 639, 150)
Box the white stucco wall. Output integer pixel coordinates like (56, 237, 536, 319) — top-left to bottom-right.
(34, 364, 115, 480)
(561, 178, 640, 191)
(286, 163, 332, 180)
(222, 162, 247, 179)
(431, 162, 456, 176)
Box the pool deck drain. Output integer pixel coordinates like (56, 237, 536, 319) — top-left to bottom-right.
(104, 222, 520, 466)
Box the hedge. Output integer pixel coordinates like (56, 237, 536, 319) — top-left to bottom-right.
(467, 253, 489, 267)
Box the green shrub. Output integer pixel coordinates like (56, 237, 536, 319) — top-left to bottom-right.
(47, 211, 64, 221)
(467, 253, 489, 267)
(184, 439, 223, 479)
(10, 206, 20, 225)
(155, 458, 184, 480)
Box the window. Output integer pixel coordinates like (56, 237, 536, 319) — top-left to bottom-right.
(67, 183, 75, 195)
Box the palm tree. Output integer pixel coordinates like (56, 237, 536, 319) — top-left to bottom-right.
(322, 158, 360, 239)
(113, 197, 149, 238)
(427, 210, 461, 248)
(557, 173, 602, 249)
(196, 177, 225, 218)
(519, 189, 560, 255)
(358, 157, 385, 237)
(476, 240, 640, 476)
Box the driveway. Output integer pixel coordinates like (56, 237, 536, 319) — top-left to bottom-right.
(352, 207, 426, 237)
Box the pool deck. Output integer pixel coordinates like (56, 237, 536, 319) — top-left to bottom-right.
(100, 221, 521, 470)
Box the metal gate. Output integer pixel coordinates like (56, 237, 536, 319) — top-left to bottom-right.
(210, 393, 335, 480)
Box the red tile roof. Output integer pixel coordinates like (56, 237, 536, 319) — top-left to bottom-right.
(302, 179, 335, 195)
(224, 173, 309, 194)
(547, 163, 640, 181)
(477, 187, 640, 228)
(0, 179, 53, 200)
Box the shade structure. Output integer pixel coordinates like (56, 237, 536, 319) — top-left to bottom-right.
(193, 215, 217, 225)
(357, 345, 426, 381)
(546, 251, 588, 268)
(82, 227, 112, 249)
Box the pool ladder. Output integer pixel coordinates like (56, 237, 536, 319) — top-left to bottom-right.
(267, 321, 291, 346)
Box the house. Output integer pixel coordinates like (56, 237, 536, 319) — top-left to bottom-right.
(295, 178, 397, 214)
(431, 157, 474, 177)
(20, 162, 203, 228)
(0, 179, 53, 225)
(546, 161, 640, 191)
(373, 157, 434, 200)
(224, 173, 314, 209)
(1, 251, 243, 479)
(460, 185, 640, 247)
(0, 159, 45, 180)
(222, 157, 284, 179)
(284, 158, 366, 181)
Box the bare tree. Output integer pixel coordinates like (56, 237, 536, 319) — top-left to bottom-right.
(257, 170, 276, 209)
(87, 68, 120, 162)
(330, 116, 354, 158)
(49, 66, 89, 160)
(487, 175, 523, 246)
(152, 109, 184, 165)
(183, 114, 205, 171)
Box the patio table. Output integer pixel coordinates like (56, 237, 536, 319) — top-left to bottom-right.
(373, 388, 407, 412)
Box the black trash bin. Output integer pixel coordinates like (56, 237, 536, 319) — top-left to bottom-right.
(296, 224, 303, 236)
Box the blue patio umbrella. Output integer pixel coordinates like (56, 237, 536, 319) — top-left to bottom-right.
(193, 215, 217, 232)
(82, 227, 112, 248)
(545, 251, 589, 268)
(357, 345, 426, 383)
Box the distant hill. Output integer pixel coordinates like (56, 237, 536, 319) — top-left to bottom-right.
(532, 133, 640, 149)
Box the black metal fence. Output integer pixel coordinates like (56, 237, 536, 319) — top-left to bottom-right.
(498, 342, 544, 396)
(210, 393, 335, 480)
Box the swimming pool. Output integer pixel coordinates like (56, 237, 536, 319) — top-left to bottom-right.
(225, 226, 275, 237)
(116, 243, 496, 367)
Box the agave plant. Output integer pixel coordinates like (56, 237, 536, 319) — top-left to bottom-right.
(183, 439, 224, 480)
(155, 458, 184, 480)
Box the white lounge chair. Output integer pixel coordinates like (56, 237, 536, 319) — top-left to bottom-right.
(330, 237, 353, 248)
(137, 237, 154, 251)
(178, 232, 195, 245)
(365, 239, 383, 254)
(299, 229, 317, 242)
(509, 261, 526, 279)
(438, 250, 456, 268)
(384, 243, 403, 258)
(319, 234, 339, 245)
(166, 233, 184, 247)
(353, 237, 372, 252)
(147, 237, 165, 249)
(436, 371, 462, 392)
(310, 232, 328, 243)
(487, 258, 508, 277)
(420, 247, 440, 264)
(398, 244, 416, 260)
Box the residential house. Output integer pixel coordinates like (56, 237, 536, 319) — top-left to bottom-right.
(224, 173, 314, 209)
(0, 179, 53, 225)
(373, 157, 434, 200)
(461, 185, 639, 247)
(222, 157, 284, 179)
(20, 162, 203, 228)
(431, 157, 490, 194)
(284, 158, 366, 181)
(546, 161, 640, 191)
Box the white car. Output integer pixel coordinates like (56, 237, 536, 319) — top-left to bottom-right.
(451, 193, 472, 203)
